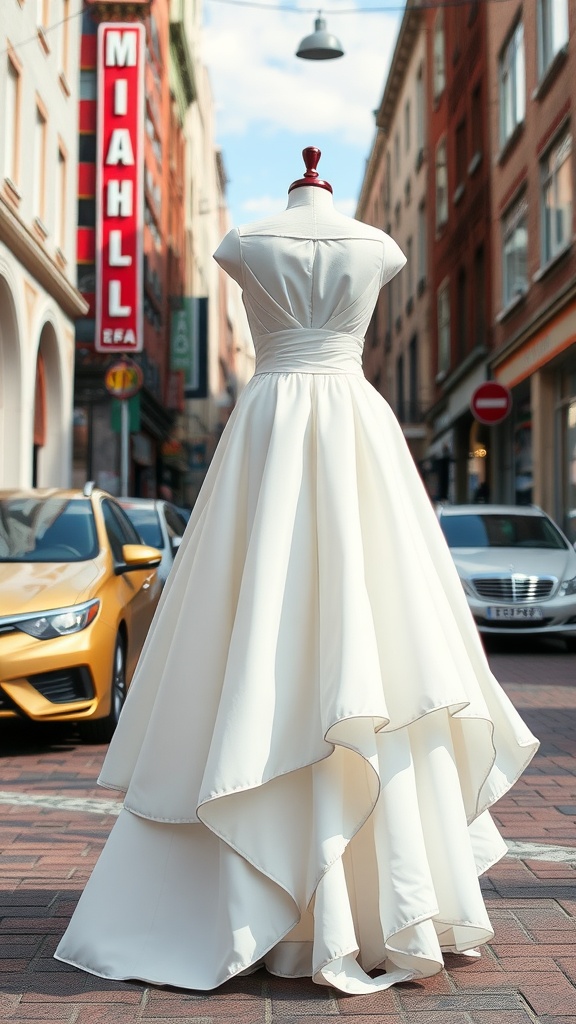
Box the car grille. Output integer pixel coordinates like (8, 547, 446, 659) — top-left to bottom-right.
(29, 668, 95, 705)
(472, 575, 556, 603)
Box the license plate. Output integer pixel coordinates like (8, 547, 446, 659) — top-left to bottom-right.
(486, 606, 544, 620)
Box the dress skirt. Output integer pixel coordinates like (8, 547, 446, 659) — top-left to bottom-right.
(55, 363, 538, 994)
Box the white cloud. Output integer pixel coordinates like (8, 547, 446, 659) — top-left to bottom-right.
(202, 0, 403, 225)
(203, 2, 399, 145)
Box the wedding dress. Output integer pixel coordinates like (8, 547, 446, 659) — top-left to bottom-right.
(55, 178, 538, 995)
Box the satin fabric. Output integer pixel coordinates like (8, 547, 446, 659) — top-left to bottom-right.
(55, 193, 538, 995)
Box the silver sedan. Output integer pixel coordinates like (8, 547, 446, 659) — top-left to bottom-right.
(117, 499, 189, 587)
(437, 504, 576, 649)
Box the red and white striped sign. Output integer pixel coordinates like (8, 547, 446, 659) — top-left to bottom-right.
(470, 381, 512, 425)
(95, 23, 144, 353)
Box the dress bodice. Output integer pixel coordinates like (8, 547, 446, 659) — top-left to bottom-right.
(214, 189, 406, 374)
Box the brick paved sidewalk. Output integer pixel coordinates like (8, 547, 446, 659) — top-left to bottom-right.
(1, 652, 575, 1023)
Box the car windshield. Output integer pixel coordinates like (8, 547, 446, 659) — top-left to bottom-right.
(440, 513, 568, 550)
(0, 498, 99, 562)
(120, 506, 164, 549)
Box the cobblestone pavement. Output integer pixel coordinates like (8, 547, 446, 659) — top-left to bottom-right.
(0, 639, 575, 1023)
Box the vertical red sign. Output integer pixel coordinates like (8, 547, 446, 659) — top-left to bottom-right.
(95, 23, 144, 353)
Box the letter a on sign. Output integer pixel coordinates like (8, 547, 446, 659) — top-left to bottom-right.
(95, 23, 144, 353)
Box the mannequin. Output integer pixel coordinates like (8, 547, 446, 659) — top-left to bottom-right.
(215, 146, 406, 300)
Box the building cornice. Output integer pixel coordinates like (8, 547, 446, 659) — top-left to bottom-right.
(355, 129, 386, 220)
(375, 3, 423, 135)
(0, 195, 88, 319)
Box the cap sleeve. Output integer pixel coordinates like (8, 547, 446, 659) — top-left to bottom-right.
(213, 227, 243, 287)
(380, 233, 406, 288)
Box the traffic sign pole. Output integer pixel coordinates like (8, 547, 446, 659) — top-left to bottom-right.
(120, 399, 129, 497)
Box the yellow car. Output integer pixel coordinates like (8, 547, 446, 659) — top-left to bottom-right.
(0, 484, 162, 742)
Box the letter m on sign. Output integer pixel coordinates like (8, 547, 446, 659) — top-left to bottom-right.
(106, 31, 137, 67)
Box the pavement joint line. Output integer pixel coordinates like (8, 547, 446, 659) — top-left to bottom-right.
(0, 790, 122, 816)
(1, 791, 576, 866)
(505, 840, 576, 862)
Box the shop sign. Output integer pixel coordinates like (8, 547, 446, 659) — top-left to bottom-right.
(494, 302, 576, 388)
(471, 382, 512, 425)
(95, 23, 144, 353)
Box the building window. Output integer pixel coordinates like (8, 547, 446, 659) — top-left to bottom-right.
(474, 246, 486, 347)
(395, 266, 403, 330)
(537, 0, 569, 79)
(55, 143, 66, 251)
(4, 55, 21, 187)
(404, 100, 411, 153)
(396, 353, 405, 422)
(433, 11, 446, 100)
(499, 21, 525, 146)
(417, 201, 426, 286)
(437, 282, 450, 376)
(61, 0, 70, 77)
(33, 101, 48, 224)
(455, 119, 467, 195)
(394, 132, 400, 176)
(79, 133, 97, 162)
(502, 193, 528, 305)
(416, 64, 425, 158)
(408, 335, 418, 422)
(541, 128, 572, 265)
(456, 268, 467, 360)
(80, 70, 97, 100)
(471, 83, 482, 163)
(406, 236, 414, 304)
(436, 138, 448, 227)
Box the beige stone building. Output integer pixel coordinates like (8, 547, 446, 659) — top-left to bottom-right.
(356, 6, 430, 467)
(0, 0, 86, 487)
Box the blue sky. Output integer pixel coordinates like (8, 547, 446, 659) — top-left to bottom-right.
(203, 1, 404, 226)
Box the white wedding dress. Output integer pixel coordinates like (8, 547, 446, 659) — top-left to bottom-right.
(55, 185, 538, 995)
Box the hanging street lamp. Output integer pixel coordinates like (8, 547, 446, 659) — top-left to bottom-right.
(296, 13, 344, 60)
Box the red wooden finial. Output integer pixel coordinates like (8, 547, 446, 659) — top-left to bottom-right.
(288, 146, 333, 194)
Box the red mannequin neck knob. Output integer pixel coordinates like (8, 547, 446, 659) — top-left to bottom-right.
(288, 146, 333, 194)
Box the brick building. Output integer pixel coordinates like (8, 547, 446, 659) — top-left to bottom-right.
(356, 5, 431, 468)
(426, 0, 493, 503)
(487, 0, 576, 539)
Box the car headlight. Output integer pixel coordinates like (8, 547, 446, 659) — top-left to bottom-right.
(16, 600, 100, 640)
(560, 576, 576, 597)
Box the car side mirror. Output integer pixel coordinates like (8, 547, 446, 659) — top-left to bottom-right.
(115, 543, 162, 574)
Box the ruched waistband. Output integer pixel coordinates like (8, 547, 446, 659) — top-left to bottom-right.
(254, 328, 364, 376)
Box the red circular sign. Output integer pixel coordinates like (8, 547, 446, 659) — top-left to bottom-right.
(470, 382, 512, 425)
(104, 360, 143, 400)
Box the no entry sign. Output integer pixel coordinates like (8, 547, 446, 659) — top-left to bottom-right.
(471, 382, 512, 425)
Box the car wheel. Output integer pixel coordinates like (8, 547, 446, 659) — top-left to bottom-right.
(565, 636, 576, 654)
(79, 633, 126, 744)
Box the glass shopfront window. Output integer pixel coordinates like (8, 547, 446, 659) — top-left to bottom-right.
(562, 371, 576, 542)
